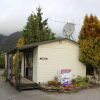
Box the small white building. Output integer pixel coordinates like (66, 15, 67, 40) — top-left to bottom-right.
(21, 38, 86, 83)
(6, 38, 86, 84)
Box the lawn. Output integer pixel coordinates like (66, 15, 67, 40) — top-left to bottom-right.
(0, 68, 6, 80)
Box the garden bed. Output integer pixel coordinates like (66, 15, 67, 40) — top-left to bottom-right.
(41, 84, 100, 93)
(39, 76, 100, 93)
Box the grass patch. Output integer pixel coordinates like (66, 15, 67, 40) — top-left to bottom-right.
(0, 68, 4, 71)
(0, 69, 6, 80)
(1, 74, 6, 80)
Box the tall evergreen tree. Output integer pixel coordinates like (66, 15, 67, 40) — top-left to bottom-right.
(22, 7, 55, 44)
(78, 15, 100, 75)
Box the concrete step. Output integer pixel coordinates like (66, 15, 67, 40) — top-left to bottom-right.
(19, 83, 41, 90)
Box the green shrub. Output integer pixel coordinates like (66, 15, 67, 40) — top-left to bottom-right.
(72, 76, 89, 87)
(79, 81, 89, 86)
(75, 76, 86, 82)
(0, 55, 5, 69)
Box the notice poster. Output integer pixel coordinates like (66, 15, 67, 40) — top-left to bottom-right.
(61, 69, 72, 86)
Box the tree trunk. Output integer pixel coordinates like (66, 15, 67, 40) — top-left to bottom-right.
(93, 68, 97, 76)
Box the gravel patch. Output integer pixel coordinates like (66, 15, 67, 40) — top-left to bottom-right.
(0, 70, 100, 100)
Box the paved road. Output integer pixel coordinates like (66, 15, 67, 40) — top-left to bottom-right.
(0, 71, 100, 100)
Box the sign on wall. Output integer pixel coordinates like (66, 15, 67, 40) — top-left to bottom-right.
(60, 69, 72, 86)
(40, 57, 48, 60)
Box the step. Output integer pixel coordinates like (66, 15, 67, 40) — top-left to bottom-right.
(19, 83, 41, 90)
(20, 86, 41, 90)
(20, 83, 38, 87)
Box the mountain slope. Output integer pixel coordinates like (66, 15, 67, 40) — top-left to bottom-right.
(0, 34, 7, 44)
(0, 34, 7, 41)
(0, 32, 22, 53)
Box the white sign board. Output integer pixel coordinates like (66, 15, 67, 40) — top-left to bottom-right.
(61, 69, 72, 86)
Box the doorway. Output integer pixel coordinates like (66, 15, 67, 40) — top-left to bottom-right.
(24, 50, 33, 81)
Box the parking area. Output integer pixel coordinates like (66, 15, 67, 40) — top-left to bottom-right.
(0, 71, 100, 100)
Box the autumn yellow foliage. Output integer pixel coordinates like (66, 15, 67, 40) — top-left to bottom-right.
(12, 37, 25, 74)
(16, 37, 25, 47)
(79, 15, 100, 72)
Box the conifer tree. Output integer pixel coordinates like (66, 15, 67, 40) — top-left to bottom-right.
(22, 7, 55, 44)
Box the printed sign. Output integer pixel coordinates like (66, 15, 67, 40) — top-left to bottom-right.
(61, 69, 72, 86)
(40, 57, 48, 60)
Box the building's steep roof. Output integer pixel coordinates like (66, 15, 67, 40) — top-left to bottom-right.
(7, 38, 78, 54)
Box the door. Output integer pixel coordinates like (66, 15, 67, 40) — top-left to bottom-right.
(24, 50, 33, 81)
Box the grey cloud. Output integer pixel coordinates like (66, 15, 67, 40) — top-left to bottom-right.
(0, 0, 100, 40)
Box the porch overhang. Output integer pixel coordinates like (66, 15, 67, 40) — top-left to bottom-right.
(7, 45, 37, 54)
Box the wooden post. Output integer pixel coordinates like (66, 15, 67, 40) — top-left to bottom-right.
(5, 53, 8, 81)
(16, 50, 21, 91)
(15, 51, 18, 89)
(10, 54, 13, 84)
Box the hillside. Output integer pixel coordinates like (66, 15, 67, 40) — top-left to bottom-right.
(0, 32, 22, 53)
(0, 34, 7, 44)
(0, 32, 63, 53)
(0, 34, 7, 41)
(0, 34, 7, 52)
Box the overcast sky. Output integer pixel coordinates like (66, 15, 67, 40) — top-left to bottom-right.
(0, 0, 100, 40)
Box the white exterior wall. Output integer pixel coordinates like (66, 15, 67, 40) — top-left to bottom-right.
(32, 47, 38, 82)
(36, 40, 86, 83)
